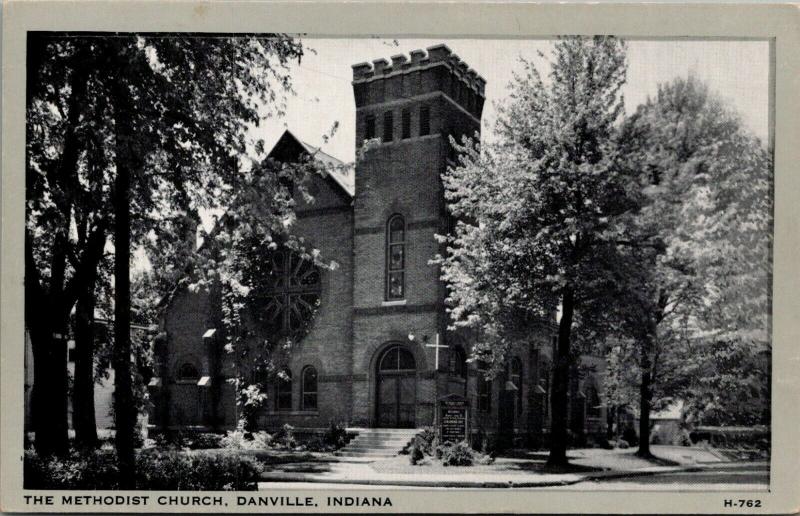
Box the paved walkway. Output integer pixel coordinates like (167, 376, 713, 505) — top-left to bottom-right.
(258, 446, 761, 489)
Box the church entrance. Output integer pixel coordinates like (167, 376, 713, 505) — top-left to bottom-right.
(376, 345, 416, 428)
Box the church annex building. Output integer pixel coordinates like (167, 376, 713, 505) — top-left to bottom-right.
(150, 45, 606, 446)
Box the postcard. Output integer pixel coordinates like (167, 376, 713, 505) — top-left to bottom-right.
(1, 2, 798, 513)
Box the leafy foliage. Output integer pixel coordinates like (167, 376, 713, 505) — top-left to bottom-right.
(606, 76, 772, 434)
(24, 448, 264, 490)
(437, 441, 476, 466)
(25, 32, 315, 456)
(436, 36, 636, 466)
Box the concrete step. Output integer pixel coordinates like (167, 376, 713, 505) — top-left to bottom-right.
(337, 428, 421, 459)
(335, 450, 398, 458)
(349, 428, 419, 435)
(350, 436, 413, 442)
(349, 437, 415, 446)
(346, 445, 409, 452)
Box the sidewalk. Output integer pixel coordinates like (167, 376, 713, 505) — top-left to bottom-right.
(258, 446, 762, 489)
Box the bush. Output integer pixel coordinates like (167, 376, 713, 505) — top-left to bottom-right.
(414, 427, 436, 456)
(270, 424, 296, 450)
(220, 429, 271, 450)
(323, 421, 348, 449)
(24, 448, 263, 490)
(434, 442, 446, 460)
(138, 451, 263, 490)
(622, 427, 639, 446)
(24, 449, 119, 489)
(440, 441, 475, 466)
(616, 439, 630, 449)
(409, 444, 425, 465)
(672, 430, 693, 447)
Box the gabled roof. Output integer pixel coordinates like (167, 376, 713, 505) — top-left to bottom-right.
(270, 130, 354, 198)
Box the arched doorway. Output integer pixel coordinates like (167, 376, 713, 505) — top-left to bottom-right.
(376, 345, 416, 428)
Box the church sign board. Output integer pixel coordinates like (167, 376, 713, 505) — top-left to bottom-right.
(438, 394, 469, 444)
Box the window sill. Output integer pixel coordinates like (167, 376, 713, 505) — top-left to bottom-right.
(382, 299, 407, 307)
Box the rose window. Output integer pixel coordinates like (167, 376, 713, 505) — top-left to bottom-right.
(247, 249, 321, 340)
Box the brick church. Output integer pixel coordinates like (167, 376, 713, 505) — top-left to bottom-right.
(149, 44, 606, 445)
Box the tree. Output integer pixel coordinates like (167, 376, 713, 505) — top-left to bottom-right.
(613, 76, 772, 454)
(437, 37, 638, 467)
(25, 33, 305, 477)
(26, 36, 113, 455)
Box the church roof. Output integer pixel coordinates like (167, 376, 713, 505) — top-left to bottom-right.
(271, 130, 355, 198)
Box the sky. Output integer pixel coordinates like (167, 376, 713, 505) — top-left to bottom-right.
(249, 37, 771, 164)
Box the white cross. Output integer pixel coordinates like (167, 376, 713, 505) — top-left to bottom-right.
(425, 333, 448, 370)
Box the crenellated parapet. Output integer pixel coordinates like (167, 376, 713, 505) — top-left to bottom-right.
(352, 44, 486, 119)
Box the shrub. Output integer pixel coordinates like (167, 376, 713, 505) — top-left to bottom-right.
(24, 448, 264, 490)
(434, 442, 447, 460)
(616, 439, 630, 449)
(440, 441, 475, 466)
(220, 429, 271, 450)
(24, 449, 120, 489)
(323, 421, 348, 449)
(271, 424, 296, 449)
(672, 430, 693, 447)
(479, 434, 497, 455)
(474, 451, 495, 465)
(414, 427, 436, 455)
(137, 451, 263, 490)
(409, 444, 425, 465)
(622, 427, 639, 446)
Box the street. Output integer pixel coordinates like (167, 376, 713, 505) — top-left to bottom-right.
(552, 462, 769, 491)
(260, 462, 769, 491)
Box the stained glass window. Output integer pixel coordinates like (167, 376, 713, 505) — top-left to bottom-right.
(301, 366, 318, 410)
(247, 248, 321, 341)
(386, 215, 405, 300)
(276, 368, 292, 411)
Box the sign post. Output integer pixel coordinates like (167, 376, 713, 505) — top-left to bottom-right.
(438, 394, 469, 444)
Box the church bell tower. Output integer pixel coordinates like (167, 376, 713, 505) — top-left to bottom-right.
(349, 45, 486, 427)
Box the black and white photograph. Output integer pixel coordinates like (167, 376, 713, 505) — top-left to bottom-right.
(4, 2, 796, 511)
(18, 31, 774, 496)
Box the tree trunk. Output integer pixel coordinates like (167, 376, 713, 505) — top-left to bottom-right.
(25, 41, 92, 457)
(25, 233, 70, 456)
(547, 287, 575, 468)
(73, 273, 99, 448)
(71, 222, 108, 448)
(28, 324, 70, 456)
(637, 344, 653, 458)
(112, 76, 137, 488)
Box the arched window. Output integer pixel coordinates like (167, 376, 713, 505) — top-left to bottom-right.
(477, 361, 491, 413)
(386, 215, 405, 300)
(448, 346, 467, 379)
(275, 367, 292, 411)
(301, 366, 318, 410)
(244, 248, 321, 341)
(177, 362, 200, 381)
(510, 357, 523, 416)
(585, 384, 602, 418)
(379, 345, 416, 372)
